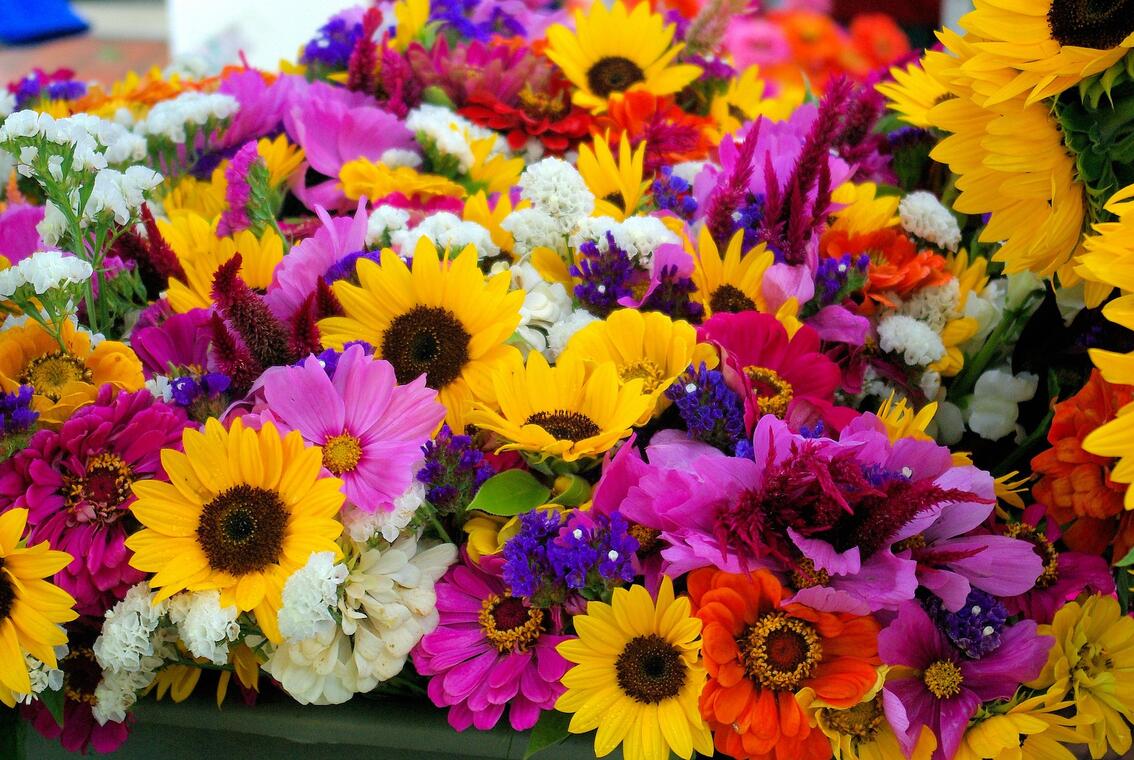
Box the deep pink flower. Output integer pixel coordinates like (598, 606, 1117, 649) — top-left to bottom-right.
(412, 556, 570, 732)
(130, 308, 212, 377)
(0, 203, 47, 262)
(216, 141, 260, 236)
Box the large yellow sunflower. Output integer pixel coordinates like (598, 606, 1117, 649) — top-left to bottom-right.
(560, 309, 716, 423)
(0, 319, 143, 426)
(688, 226, 774, 319)
(0, 508, 77, 707)
(126, 417, 345, 643)
(467, 352, 651, 462)
(1075, 183, 1134, 306)
(161, 211, 285, 313)
(318, 238, 523, 430)
(555, 576, 712, 760)
(544, 0, 702, 114)
(577, 133, 648, 220)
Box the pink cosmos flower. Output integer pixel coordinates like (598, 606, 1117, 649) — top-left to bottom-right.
(412, 555, 570, 732)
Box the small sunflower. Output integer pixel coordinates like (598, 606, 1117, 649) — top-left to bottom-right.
(545, 0, 702, 114)
(0, 508, 77, 706)
(339, 159, 468, 204)
(555, 577, 713, 760)
(318, 239, 524, 430)
(0, 319, 143, 426)
(688, 226, 774, 319)
(162, 166, 228, 220)
(560, 309, 717, 423)
(161, 211, 285, 313)
(126, 417, 345, 643)
(467, 352, 651, 463)
(577, 133, 649, 220)
(876, 60, 950, 128)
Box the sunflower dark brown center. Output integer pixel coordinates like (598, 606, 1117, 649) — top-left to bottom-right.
(64, 452, 134, 523)
(19, 351, 92, 402)
(824, 697, 884, 741)
(0, 563, 13, 622)
(1048, 0, 1134, 50)
(196, 484, 288, 575)
(479, 593, 544, 653)
(709, 284, 757, 314)
(740, 612, 823, 691)
(615, 633, 687, 704)
(1004, 523, 1060, 588)
(524, 410, 601, 442)
(586, 56, 645, 97)
(382, 306, 471, 389)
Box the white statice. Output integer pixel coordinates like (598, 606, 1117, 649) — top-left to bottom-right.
(0, 109, 55, 141)
(0, 91, 15, 118)
(547, 309, 601, 360)
(14, 647, 66, 705)
(278, 552, 348, 642)
(83, 166, 163, 225)
(366, 204, 411, 248)
(0, 250, 93, 298)
(341, 479, 427, 543)
(405, 104, 495, 173)
(899, 191, 961, 251)
(379, 148, 422, 168)
(92, 667, 154, 725)
(392, 212, 500, 259)
(518, 157, 594, 233)
(964, 367, 1039, 442)
(36, 201, 67, 246)
(567, 214, 682, 268)
(137, 91, 239, 143)
(491, 260, 573, 356)
(93, 583, 168, 674)
(167, 590, 240, 666)
(501, 207, 564, 256)
(63, 113, 147, 164)
(672, 161, 706, 185)
(877, 314, 945, 367)
(896, 279, 960, 332)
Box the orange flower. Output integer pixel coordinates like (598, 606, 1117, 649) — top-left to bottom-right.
(594, 90, 714, 172)
(849, 14, 910, 70)
(1032, 369, 1134, 560)
(824, 228, 951, 311)
(689, 568, 880, 760)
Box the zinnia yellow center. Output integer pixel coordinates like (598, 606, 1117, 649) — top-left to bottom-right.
(322, 432, 363, 475)
(20, 351, 92, 402)
(619, 359, 664, 394)
(65, 452, 134, 522)
(196, 484, 288, 575)
(923, 660, 964, 699)
(824, 697, 884, 741)
(1004, 523, 1060, 589)
(744, 366, 794, 418)
(524, 410, 601, 442)
(790, 558, 831, 589)
(479, 594, 544, 653)
(615, 633, 687, 704)
(740, 612, 822, 691)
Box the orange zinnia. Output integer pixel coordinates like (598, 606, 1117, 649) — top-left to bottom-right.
(824, 227, 951, 312)
(595, 90, 713, 172)
(689, 568, 880, 760)
(1032, 369, 1134, 560)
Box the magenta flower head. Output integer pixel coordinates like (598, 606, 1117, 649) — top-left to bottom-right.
(412, 555, 571, 732)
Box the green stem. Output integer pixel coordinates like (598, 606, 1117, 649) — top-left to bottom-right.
(948, 312, 1017, 401)
(423, 503, 453, 545)
(992, 409, 1054, 476)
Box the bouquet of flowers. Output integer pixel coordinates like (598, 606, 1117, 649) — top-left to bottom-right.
(0, 0, 1130, 759)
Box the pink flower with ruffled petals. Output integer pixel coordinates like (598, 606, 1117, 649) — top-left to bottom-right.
(130, 308, 212, 377)
(0, 203, 47, 262)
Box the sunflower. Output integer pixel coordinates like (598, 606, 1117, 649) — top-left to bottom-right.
(125, 417, 345, 643)
(161, 211, 285, 313)
(339, 159, 467, 204)
(1076, 183, 1134, 306)
(545, 0, 702, 114)
(876, 60, 950, 128)
(467, 352, 650, 463)
(468, 135, 524, 196)
(0, 508, 77, 707)
(688, 226, 774, 319)
(162, 167, 228, 220)
(577, 133, 648, 220)
(0, 319, 143, 426)
(827, 182, 900, 237)
(555, 576, 713, 760)
(709, 65, 803, 141)
(318, 238, 524, 430)
(560, 309, 716, 423)
(257, 134, 305, 189)
(463, 191, 528, 257)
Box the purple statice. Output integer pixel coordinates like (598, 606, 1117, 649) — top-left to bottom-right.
(570, 233, 637, 317)
(684, 54, 734, 81)
(322, 250, 384, 286)
(800, 421, 825, 439)
(812, 253, 870, 308)
(9, 69, 87, 110)
(640, 264, 703, 323)
(216, 142, 260, 236)
(1, 385, 37, 437)
(417, 425, 496, 516)
(664, 363, 752, 458)
(651, 166, 698, 221)
(734, 193, 766, 250)
(169, 373, 231, 423)
(301, 16, 364, 69)
(431, 0, 524, 41)
(924, 589, 1009, 660)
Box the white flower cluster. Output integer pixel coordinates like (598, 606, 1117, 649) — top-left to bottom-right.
(392, 212, 500, 259)
(91, 583, 173, 725)
(514, 157, 594, 238)
(379, 148, 422, 169)
(366, 205, 411, 248)
(137, 91, 239, 143)
(0, 110, 146, 174)
(569, 215, 678, 267)
(36, 166, 163, 246)
(899, 191, 962, 252)
(895, 279, 960, 333)
(13, 647, 66, 705)
(547, 309, 601, 359)
(145, 375, 174, 403)
(877, 314, 945, 367)
(964, 367, 1039, 442)
(405, 104, 496, 173)
(93, 667, 156, 725)
(342, 479, 427, 544)
(278, 552, 348, 642)
(0, 250, 92, 298)
(167, 590, 241, 666)
(490, 260, 574, 356)
(501, 207, 566, 257)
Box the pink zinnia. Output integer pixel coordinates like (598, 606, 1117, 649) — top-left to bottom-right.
(255, 344, 444, 510)
(0, 387, 188, 615)
(412, 556, 570, 731)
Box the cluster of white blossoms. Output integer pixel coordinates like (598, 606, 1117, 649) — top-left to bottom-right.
(406, 104, 497, 173)
(277, 552, 348, 643)
(569, 215, 678, 268)
(491, 259, 574, 356)
(899, 190, 962, 252)
(877, 313, 946, 367)
(504, 157, 595, 251)
(366, 204, 411, 248)
(91, 584, 173, 726)
(0, 110, 146, 175)
(167, 591, 241, 667)
(12, 647, 66, 705)
(137, 91, 239, 144)
(341, 479, 428, 544)
(37, 165, 163, 245)
(392, 211, 500, 260)
(0, 250, 92, 298)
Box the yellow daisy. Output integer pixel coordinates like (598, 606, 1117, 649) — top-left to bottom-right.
(876, 60, 950, 128)
(161, 211, 285, 313)
(339, 159, 467, 204)
(126, 417, 345, 644)
(545, 0, 702, 114)
(688, 226, 774, 318)
(876, 391, 937, 443)
(0, 508, 77, 707)
(257, 134, 305, 188)
(0, 319, 143, 426)
(555, 576, 712, 760)
(468, 135, 524, 196)
(577, 133, 649, 220)
(467, 352, 651, 462)
(318, 239, 524, 430)
(560, 309, 716, 423)
(162, 167, 228, 221)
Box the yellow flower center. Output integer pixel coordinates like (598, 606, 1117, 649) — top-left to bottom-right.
(790, 558, 830, 589)
(923, 659, 964, 699)
(619, 359, 664, 395)
(893, 534, 927, 553)
(65, 452, 134, 522)
(0, 562, 13, 622)
(196, 484, 288, 575)
(1003, 523, 1060, 589)
(744, 366, 794, 418)
(824, 697, 884, 742)
(709, 284, 757, 314)
(19, 351, 92, 402)
(479, 593, 544, 653)
(628, 522, 661, 554)
(322, 432, 363, 475)
(740, 612, 823, 691)
(524, 409, 601, 442)
(586, 56, 645, 98)
(517, 84, 569, 119)
(615, 633, 688, 704)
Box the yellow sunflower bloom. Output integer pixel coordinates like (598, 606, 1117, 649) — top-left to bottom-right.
(876, 61, 950, 128)
(126, 417, 345, 644)
(0, 508, 77, 706)
(829, 182, 901, 236)
(1076, 182, 1134, 307)
(318, 239, 523, 430)
(257, 134, 305, 189)
(555, 576, 712, 760)
(339, 159, 467, 204)
(1083, 294, 1134, 507)
(468, 136, 524, 196)
(708, 65, 803, 140)
(545, 0, 702, 114)
(688, 226, 774, 318)
(467, 352, 651, 463)
(162, 167, 228, 221)
(463, 191, 528, 257)
(577, 133, 648, 220)
(954, 693, 1085, 760)
(0, 319, 143, 426)
(150, 641, 260, 706)
(560, 309, 716, 423)
(162, 211, 285, 313)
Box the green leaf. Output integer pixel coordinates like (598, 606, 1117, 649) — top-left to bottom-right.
(466, 470, 550, 516)
(1115, 546, 1134, 567)
(524, 709, 572, 759)
(421, 85, 455, 109)
(39, 687, 65, 728)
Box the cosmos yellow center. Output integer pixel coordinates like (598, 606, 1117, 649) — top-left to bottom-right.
(0, 562, 13, 622)
(615, 633, 687, 704)
(744, 366, 794, 418)
(322, 432, 363, 475)
(628, 522, 661, 554)
(740, 612, 822, 691)
(196, 484, 288, 575)
(524, 410, 601, 442)
(586, 56, 645, 97)
(824, 697, 884, 741)
(518, 84, 569, 119)
(923, 660, 964, 699)
(619, 359, 664, 395)
(1004, 523, 1060, 589)
(709, 284, 757, 314)
(20, 351, 92, 402)
(65, 452, 134, 522)
(479, 594, 544, 653)
(1047, 1, 1134, 50)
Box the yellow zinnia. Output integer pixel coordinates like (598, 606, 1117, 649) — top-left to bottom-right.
(688, 226, 774, 319)
(555, 576, 712, 760)
(0, 508, 77, 706)
(544, 0, 701, 114)
(318, 239, 523, 430)
(339, 159, 467, 204)
(126, 417, 345, 643)
(0, 319, 143, 426)
(577, 133, 648, 220)
(468, 352, 651, 463)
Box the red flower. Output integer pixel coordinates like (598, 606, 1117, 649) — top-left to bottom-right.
(594, 90, 714, 173)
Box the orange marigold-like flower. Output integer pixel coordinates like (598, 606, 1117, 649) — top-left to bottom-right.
(824, 227, 951, 311)
(689, 568, 881, 760)
(594, 90, 714, 173)
(1032, 369, 1134, 560)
